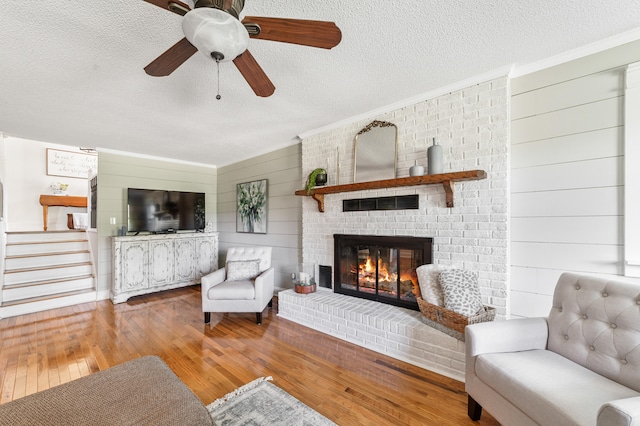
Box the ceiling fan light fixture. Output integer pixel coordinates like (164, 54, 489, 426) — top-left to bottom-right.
(182, 8, 249, 63)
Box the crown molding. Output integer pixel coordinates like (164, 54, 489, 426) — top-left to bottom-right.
(97, 147, 217, 169)
(511, 27, 640, 78)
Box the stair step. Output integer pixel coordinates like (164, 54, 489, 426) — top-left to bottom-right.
(1, 231, 95, 318)
(6, 240, 89, 256)
(5, 251, 91, 269)
(6, 230, 87, 244)
(2, 275, 95, 303)
(0, 289, 97, 318)
(3, 262, 93, 285)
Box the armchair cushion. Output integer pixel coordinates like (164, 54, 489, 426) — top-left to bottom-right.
(226, 259, 261, 281)
(476, 349, 639, 426)
(207, 280, 255, 300)
(439, 269, 483, 316)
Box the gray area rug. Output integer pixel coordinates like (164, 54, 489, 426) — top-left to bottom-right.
(207, 377, 336, 426)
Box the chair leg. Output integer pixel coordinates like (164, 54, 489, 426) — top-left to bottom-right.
(204, 312, 211, 324)
(468, 395, 483, 421)
(256, 312, 262, 325)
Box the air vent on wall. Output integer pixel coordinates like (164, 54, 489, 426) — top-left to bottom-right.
(342, 195, 419, 212)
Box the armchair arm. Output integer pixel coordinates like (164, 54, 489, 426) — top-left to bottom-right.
(254, 267, 275, 307)
(598, 397, 640, 426)
(201, 268, 226, 292)
(466, 317, 549, 357)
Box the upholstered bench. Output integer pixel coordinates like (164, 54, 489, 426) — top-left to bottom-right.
(0, 355, 213, 426)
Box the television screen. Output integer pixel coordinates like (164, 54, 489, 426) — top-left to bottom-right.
(127, 188, 205, 233)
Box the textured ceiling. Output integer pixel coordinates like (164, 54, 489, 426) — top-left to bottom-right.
(1, 0, 640, 166)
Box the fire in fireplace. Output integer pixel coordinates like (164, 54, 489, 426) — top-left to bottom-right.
(334, 234, 433, 310)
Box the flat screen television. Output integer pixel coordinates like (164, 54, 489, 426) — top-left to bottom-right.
(127, 188, 205, 233)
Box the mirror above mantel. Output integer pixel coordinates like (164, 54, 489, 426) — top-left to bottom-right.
(354, 120, 398, 182)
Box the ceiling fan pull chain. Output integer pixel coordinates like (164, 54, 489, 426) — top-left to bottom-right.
(215, 58, 221, 100)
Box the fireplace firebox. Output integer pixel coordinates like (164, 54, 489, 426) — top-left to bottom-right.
(333, 234, 433, 310)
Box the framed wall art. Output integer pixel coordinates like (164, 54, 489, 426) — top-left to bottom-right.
(236, 179, 268, 234)
(46, 148, 98, 179)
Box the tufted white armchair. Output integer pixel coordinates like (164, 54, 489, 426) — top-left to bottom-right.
(466, 272, 640, 425)
(201, 246, 274, 325)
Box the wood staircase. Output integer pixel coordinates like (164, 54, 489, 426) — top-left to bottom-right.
(1, 230, 96, 318)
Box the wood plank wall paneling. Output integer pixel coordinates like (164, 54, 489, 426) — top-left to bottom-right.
(216, 144, 302, 290)
(510, 58, 630, 318)
(96, 152, 217, 296)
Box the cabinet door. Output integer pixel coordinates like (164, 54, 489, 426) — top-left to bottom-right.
(196, 236, 218, 277)
(149, 240, 174, 287)
(174, 238, 196, 281)
(121, 241, 148, 291)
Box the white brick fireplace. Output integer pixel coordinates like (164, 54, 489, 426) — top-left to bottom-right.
(279, 76, 510, 380)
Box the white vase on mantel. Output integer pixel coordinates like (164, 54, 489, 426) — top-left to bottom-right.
(427, 138, 443, 175)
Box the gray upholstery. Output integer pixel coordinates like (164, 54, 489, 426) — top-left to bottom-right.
(202, 246, 274, 324)
(466, 272, 640, 426)
(547, 274, 640, 393)
(0, 356, 213, 426)
(476, 350, 638, 425)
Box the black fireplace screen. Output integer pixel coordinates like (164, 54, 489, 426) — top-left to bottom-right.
(334, 234, 433, 310)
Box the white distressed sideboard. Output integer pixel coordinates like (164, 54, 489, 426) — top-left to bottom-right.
(111, 233, 218, 303)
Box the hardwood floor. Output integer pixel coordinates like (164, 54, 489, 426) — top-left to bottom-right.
(0, 286, 499, 425)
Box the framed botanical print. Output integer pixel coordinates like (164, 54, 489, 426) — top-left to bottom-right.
(236, 179, 267, 233)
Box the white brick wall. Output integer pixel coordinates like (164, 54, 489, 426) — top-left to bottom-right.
(297, 76, 510, 377)
(301, 77, 510, 312)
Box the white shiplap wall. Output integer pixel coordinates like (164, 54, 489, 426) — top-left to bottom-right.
(510, 50, 636, 317)
(96, 151, 217, 297)
(216, 144, 302, 291)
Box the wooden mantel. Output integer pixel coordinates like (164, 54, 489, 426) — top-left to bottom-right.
(294, 170, 487, 212)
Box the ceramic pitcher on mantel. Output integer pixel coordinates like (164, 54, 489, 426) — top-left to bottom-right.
(427, 138, 443, 175)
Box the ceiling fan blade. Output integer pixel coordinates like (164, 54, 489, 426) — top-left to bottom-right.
(233, 50, 275, 97)
(142, 0, 191, 16)
(144, 38, 198, 76)
(242, 17, 342, 49)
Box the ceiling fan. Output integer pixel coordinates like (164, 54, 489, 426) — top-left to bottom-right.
(143, 0, 342, 97)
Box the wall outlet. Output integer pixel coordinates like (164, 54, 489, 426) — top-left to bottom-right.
(110, 217, 116, 225)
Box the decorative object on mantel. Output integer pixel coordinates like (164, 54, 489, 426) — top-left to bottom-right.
(295, 170, 487, 211)
(236, 179, 267, 234)
(427, 138, 443, 175)
(305, 168, 327, 194)
(50, 182, 69, 195)
(409, 161, 424, 176)
(354, 120, 397, 182)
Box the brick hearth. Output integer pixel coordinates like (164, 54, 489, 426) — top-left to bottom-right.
(278, 288, 465, 381)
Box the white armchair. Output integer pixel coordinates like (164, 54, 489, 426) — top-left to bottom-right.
(201, 246, 274, 325)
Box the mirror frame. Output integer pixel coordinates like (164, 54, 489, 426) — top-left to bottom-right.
(353, 120, 398, 182)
